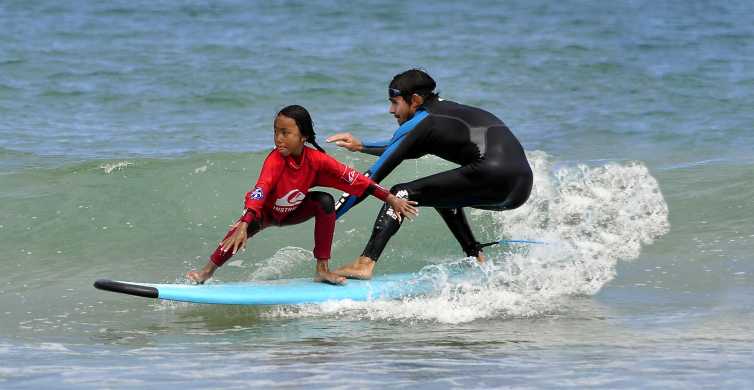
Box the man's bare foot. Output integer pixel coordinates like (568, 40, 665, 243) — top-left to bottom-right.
(476, 251, 486, 264)
(314, 271, 346, 285)
(333, 256, 376, 279)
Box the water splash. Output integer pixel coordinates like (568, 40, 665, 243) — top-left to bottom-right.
(99, 161, 133, 174)
(249, 246, 313, 280)
(492, 151, 670, 296)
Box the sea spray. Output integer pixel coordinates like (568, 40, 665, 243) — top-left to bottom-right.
(491, 151, 671, 296)
(249, 246, 314, 280)
(99, 161, 133, 174)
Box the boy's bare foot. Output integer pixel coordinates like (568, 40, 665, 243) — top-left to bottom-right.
(314, 270, 346, 285)
(315, 259, 346, 285)
(333, 256, 376, 280)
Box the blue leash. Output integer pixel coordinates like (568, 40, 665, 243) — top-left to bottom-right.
(480, 239, 547, 248)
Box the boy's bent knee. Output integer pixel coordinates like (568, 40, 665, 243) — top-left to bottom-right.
(308, 191, 335, 214)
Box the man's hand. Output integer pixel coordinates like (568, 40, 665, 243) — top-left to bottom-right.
(326, 132, 363, 152)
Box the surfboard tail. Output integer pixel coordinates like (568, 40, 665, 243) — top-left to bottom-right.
(94, 279, 158, 299)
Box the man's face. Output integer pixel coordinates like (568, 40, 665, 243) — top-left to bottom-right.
(389, 95, 418, 125)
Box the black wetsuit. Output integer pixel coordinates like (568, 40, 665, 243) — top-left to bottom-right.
(355, 97, 533, 260)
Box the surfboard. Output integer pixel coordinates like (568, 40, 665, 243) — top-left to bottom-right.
(94, 272, 447, 305)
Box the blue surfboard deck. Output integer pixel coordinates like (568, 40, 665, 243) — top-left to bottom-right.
(94, 271, 464, 305)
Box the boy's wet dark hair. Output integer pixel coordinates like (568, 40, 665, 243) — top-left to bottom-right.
(388, 69, 439, 102)
(276, 105, 325, 153)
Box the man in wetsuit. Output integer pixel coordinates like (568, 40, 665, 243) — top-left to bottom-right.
(327, 69, 532, 279)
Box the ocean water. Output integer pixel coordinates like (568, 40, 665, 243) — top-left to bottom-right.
(1, 1, 753, 388)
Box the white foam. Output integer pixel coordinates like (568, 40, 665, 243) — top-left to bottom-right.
(494, 151, 670, 295)
(37, 343, 72, 352)
(99, 161, 132, 174)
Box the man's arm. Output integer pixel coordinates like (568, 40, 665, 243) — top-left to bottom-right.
(367, 123, 427, 182)
(325, 132, 388, 156)
(361, 140, 390, 156)
(330, 110, 431, 217)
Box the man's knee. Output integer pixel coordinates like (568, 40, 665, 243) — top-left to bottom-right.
(389, 183, 411, 199)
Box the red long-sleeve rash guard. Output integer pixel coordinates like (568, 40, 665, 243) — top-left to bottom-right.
(240, 147, 390, 224)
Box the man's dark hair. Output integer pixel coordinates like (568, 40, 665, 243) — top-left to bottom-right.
(276, 105, 325, 153)
(389, 68, 439, 102)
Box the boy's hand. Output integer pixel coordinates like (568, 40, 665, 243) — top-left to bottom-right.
(386, 194, 418, 222)
(220, 222, 249, 254)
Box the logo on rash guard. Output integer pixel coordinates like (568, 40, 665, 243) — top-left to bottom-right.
(249, 187, 264, 200)
(342, 167, 357, 184)
(274, 189, 305, 213)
